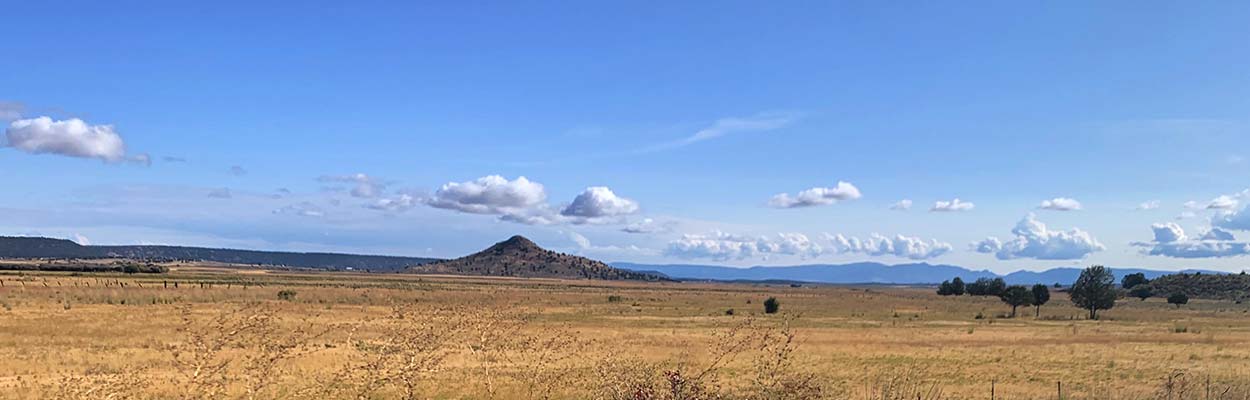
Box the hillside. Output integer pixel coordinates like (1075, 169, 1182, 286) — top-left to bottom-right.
(410, 236, 669, 281)
(0, 236, 439, 272)
(1143, 272, 1250, 301)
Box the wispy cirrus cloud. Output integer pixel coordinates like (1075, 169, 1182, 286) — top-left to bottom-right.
(639, 112, 801, 153)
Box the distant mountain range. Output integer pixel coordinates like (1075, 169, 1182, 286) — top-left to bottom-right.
(0, 236, 439, 272)
(0, 235, 1228, 284)
(410, 236, 669, 281)
(612, 261, 1227, 286)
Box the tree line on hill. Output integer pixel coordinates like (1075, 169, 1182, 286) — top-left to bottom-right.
(937, 265, 1248, 319)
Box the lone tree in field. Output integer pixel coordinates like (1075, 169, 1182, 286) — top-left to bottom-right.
(951, 277, 966, 295)
(1000, 285, 1034, 318)
(763, 297, 780, 314)
(1070, 265, 1117, 320)
(1130, 286, 1153, 301)
(1121, 272, 1148, 289)
(1031, 284, 1050, 317)
(1167, 293, 1189, 308)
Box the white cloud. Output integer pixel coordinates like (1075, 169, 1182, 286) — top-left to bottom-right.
(427, 175, 547, 215)
(128, 153, 152, 167)
(0, 102, 23, 120)
(971, 214, 1104, 260)
(930, 198, 975, 212)
(664, 231, 823, 261)
(1184, 201, 1201, 210)
(1150, 222, 1187, 243)
(646, 112, 801, 152)
(621, 218, 674, 234)
(1038, 197, 1082, 211)
(1213, 205, 1250, 231)
(1135, 200, 1161, 211)
(319, 173, 386, 198)
(565, 231, 650, 255)
(1206, 195, 1239, 210)
(769, 182, 862, 208)
(1201, 228, 1236, 241)
(5, 117, 126, 162)
(825, 233, 951, 260)
(367, 194, 418, 213)
(207, 188, 232, 199)
(889, 199, 912, 211)
(1133, 223, 1250, 258)
(273, 202, 325, 218)
(561, 186, 640, 218)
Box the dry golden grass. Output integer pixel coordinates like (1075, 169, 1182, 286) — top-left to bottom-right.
(2, 267, 1250, 399)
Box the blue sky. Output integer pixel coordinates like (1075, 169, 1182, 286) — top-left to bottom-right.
(3, 1, 1250, 273)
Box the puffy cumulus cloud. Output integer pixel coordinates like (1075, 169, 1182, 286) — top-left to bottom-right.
(426, 175, 546, 215)
(1135, 200, 1161, 211)
(561, 187, 640, 218)
(889, 199, 912, 211)
(319, 173, 386, 198)
(5, 117, 126, 162)
(1038, 197, 1082, 211)
(768, 182, 861, 208)
(273, 202, 325, 218)
(207, 188, 232, 199)
(930, 198, 975, 212)
(664, 231, 823, 261)
(971, 214, 1104, 260)
(1213, 205, 1250, 231)
(423, 175, 641, 226)
(1150, 222, 1187, 243)
(367, 194, 418, 213)
(1132, 223, 1250, 258)
(825, 233, 952, 260)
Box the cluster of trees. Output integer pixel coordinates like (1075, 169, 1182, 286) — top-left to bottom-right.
(937, 266, 1207, 320)
(937, 276, 1050, 318)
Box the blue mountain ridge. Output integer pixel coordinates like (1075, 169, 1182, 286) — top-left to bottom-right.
(611, 261, 1229, 286)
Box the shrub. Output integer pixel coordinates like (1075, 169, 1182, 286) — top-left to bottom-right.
(1121, 272, 1148, 289)
(277, 290, 298, 301)
(1130, 286, 1153, 301)
(763, 297, 780, 314)
(936, 280, 954, 296)
(607, 295, 623, 303)
(1168, 293, 1189, 308)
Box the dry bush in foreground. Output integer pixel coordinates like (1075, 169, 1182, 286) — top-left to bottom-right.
(1151, 370, 1250, 400)
(593, 315, 830, 400)
(859, 367, 944, 400)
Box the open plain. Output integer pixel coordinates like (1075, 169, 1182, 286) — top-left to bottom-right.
(1, 265, 1249, 399)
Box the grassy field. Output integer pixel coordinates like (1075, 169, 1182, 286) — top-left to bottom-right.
(1, 265, 1249, 399)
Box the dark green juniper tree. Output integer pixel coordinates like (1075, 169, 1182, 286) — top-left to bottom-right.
(1000, 285, 1034, 318)
(1071, 265, 1117, 320)
(1030, 284, 1050, 317)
